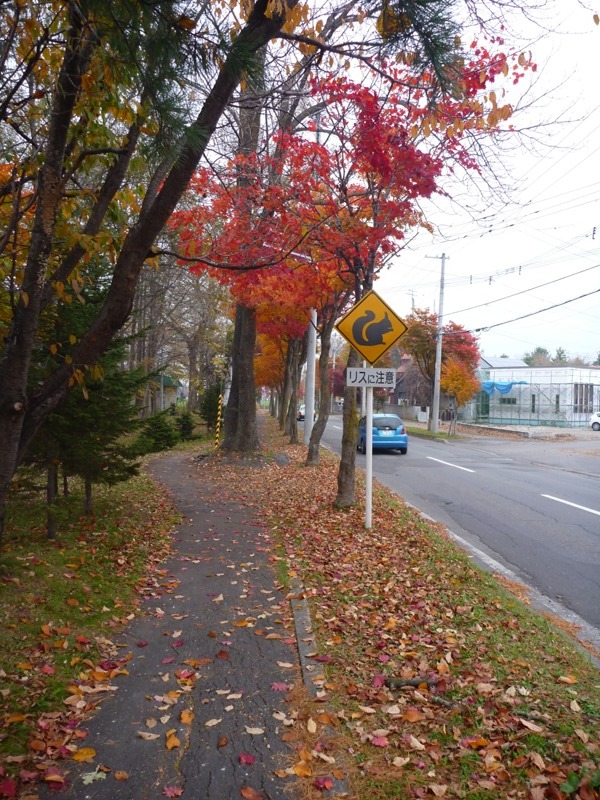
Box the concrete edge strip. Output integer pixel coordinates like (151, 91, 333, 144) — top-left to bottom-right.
(289, 579, 352, 797)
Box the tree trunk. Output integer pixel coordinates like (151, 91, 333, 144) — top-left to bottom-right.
(306, 313, 334, 466)
(84, 477, 93, 515)
(269, 390, 277, 418)
(223, 310, 242, 448)
(187, 338, 200, 411)
(222, 305, 259, 452)
(334, 347, 360, 508)
(46, 458, 58, 541)
(285, 340, 301, 443)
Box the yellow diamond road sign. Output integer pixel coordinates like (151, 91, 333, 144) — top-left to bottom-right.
(335, 290, 408, 365)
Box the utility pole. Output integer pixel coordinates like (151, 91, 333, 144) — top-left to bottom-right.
(427, 253, 447, 434)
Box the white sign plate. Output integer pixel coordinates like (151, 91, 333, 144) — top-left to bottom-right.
(346, 367, 396, 387)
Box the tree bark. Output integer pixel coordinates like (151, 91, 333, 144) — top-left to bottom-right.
(187, 338, 200, 411)
(46, 458, 58, 541)
(306, 313, 334, 466)
(222, 305, 260, 452)
(334, 347, 360, 508)
(84, 477, 93, 515)
(285, 339, 302, 444)
(279, 355, 292, 431)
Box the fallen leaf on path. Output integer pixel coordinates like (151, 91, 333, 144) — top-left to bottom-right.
(82, 770, 105, 785)
(558, 675, 578, 684)
(403, 708, 426, 723)
(245, 726, 264, 735)
(180, 709, 194, 724)
(240, 788, 263, 800)
(163, 786, 184, 797)
(239, 753, 255, 765)
(0, 777, 17, 797)
(114, 771, 129, 781)
(408, 735, 426, 751)
(5, 713, 26, 724)
(44, 767, 66, 785)
(205, 718, 222, 727)
(72, 747, 96, 762)
(293, 761, 313, 777)
(429, 784, 447, 796)
(371, 736, 389, 747)
(138, 731, 160, 740)
(185, 657, 212, 667)
(519, 719, 544, 733)
(166, 730, 180, 749)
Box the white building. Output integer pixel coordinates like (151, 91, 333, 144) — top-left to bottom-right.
(472, 360, 600, 427)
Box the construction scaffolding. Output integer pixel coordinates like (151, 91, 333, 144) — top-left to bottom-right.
(464, 379, 594, 428)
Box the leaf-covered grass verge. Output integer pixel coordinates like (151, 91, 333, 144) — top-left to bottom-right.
(210, 416, 600, 800)
(0, 470, 179, 787)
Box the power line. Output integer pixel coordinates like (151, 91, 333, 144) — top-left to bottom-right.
(446, 261, 600, 316)
(470, 288, 600, 334)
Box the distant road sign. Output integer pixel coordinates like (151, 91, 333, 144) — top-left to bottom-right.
(335, 290, 407, 364)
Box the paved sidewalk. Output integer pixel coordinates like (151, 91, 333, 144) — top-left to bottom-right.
(50, 452, 301, 799)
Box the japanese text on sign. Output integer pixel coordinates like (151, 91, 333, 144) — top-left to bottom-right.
(346, 367, 396, 387)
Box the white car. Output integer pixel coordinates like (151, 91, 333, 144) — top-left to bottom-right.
(590, 412, 600, 431)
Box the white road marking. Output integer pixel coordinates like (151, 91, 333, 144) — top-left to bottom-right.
(541, 494, 600, 517)
(427, 457, 475, 473)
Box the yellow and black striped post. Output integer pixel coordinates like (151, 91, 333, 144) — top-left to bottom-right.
(214, 393, 223, 448)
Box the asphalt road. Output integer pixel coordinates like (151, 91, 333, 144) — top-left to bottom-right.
(318, 418, 600, 641)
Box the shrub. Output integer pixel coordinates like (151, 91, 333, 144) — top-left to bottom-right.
(176, 410, 195, 440)
(135, 413, 179, 453)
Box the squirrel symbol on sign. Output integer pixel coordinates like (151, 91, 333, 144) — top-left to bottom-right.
(351, 309, 393, 346)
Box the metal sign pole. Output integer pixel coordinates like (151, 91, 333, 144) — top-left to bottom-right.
(365, 385, 373, 529)
(361, 360, 367, 416)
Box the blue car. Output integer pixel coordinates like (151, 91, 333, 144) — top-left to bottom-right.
(357, 413, 408, 455)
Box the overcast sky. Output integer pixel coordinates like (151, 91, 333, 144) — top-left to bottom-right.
(377, 0, 600, 363)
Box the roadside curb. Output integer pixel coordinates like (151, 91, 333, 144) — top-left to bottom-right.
(289, 579, 352, 797)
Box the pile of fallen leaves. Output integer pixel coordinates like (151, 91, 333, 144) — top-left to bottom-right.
(201, 417, 600, 800)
